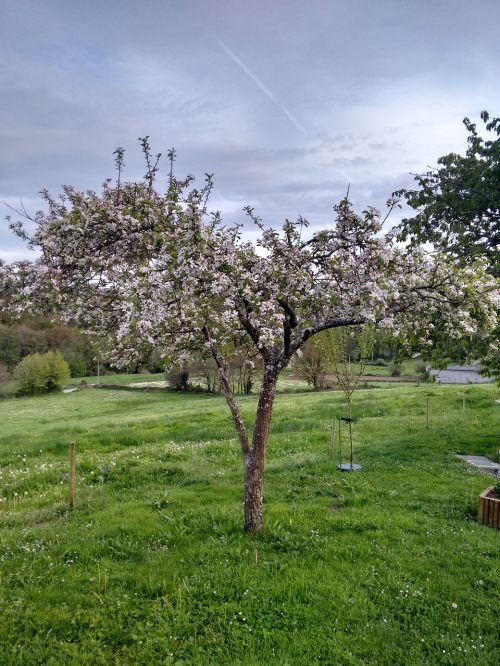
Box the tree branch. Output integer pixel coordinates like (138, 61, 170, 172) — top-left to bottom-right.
(202, 326, 250, 456)
(276, 298, 298, 328)
(277, 298, 298, 357)
(235, 299, 272, 361)
(286, 317, 367, 360)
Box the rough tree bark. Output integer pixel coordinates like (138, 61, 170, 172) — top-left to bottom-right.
(243, 364, 279, 532)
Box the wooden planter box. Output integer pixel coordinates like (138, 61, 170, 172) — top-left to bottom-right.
(478, 486, 500, 529)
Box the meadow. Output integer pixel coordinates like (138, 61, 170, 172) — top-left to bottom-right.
(0, 383, 499, 665)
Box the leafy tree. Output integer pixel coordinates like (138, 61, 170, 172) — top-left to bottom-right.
(370, 330, 398, 361)
(0, 320, 95, 375)
(319, 326, 374, 417)
(295, 339, 328, 390)
(0, 325, 21, 368)
(45, 325, 92, 376)
(396, 111, 500, 276)
(0, 323, 48, 369)
(395, 111, 500, 380)
(144, 347, 165, 373)
(67, 357, 88, 378)
(14, 350, 70, 395)
(1, 142, 496, 532)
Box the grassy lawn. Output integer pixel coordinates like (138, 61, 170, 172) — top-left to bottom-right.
(68, 372, 167, 386)
(0, 384, 498, 664)
(69, 372, 313, 393)
(68, 359, 419, 391)
(348, 359, 419, 377)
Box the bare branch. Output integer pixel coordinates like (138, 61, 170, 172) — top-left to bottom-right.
(202, 326, 250, 456)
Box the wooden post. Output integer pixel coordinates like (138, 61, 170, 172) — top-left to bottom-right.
(338, 418, 342, 463)
(426, 397, 429, 429)
(462, 392, 466, 415)
(330, 419, 336, 459)
(69, 441, 76, 509)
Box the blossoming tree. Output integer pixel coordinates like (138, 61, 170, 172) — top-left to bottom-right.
(1, 144, 496, 532)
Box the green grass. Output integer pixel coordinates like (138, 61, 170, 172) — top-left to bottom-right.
(69, 372, 167, 386)
(0, 384, 499, 665)
(70, 371, 313, 392)
(349, 359, 418, 377)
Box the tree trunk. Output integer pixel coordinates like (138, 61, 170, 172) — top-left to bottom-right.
(243, 451, 265, 532)
(243, 364, 279, 532)
(204, 325, 280, 533)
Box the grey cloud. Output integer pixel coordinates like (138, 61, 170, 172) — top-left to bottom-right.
(1, 0, 500, 260)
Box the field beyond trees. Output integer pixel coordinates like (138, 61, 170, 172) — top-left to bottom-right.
(0, 384, 498, 664)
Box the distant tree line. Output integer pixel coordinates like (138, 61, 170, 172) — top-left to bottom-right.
(0, 319, 95, 378)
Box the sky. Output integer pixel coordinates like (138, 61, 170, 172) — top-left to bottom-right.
(1, 0, 500, 260)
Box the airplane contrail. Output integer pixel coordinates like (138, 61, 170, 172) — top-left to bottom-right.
(218, 40, 307, 137)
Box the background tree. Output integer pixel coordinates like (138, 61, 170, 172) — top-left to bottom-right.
(46, 325, 94, 376)
(370, 330, 398, 362)
(320, 326, 374, 418)
(228, 346, 257, 395)
(0, 323, 48, 369)
(295, 338, 328, 390)
(395, 111, 500, 380)
(0, 363, 11, 386)
(166, 366, 190, 391)
(193, 358, 220, 393)
(1, 143, 496, 532)
(0, 321, 94, 376)
(396, 111, 500, 276)
(144, 347, 165, 373)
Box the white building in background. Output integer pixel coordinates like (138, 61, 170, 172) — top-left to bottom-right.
(427, 363, 493, 384)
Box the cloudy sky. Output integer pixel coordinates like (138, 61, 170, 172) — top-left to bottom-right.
(1, 0, 500, 259)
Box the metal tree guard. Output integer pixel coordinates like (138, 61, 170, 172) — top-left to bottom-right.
(336, 416, 362, 471)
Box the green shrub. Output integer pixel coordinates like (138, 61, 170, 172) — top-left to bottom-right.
(14, 351, 71, 395)
(388, 361, 402, 376)
(67, 356, 88, 377)
(415, 361, 428, 380)
(166, 367, 190, 391)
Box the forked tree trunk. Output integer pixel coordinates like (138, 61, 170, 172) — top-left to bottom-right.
(243, 364, 279, 532)
(211, 330, 280, 533)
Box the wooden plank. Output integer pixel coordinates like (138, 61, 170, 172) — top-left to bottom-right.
(478, 486, 500, 528)
(493, 495, 500, 528)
